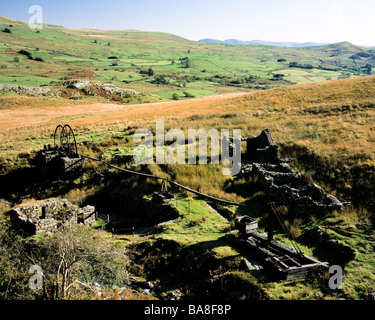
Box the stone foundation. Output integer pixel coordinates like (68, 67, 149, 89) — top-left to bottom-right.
(7, 199, 96, 235)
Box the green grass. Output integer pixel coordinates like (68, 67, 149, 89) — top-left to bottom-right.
(152, 196, 231, 244)
(0, 74, 57, 86)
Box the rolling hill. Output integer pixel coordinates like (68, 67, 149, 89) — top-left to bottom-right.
(199, 38, 330, 47)
(1, 15, 375, 102)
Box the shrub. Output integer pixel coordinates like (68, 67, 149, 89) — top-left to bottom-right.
(18, 50, 33, 60)
(148, 68, 154, 76)
(183, 91, 195, 98)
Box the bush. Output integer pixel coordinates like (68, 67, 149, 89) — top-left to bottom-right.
(148, 68, 154, 76)
(172, 93, 179, 100)
(3, 28, 11, 34)
(183, 91, 195, 98)
(18, 50, 33, 60)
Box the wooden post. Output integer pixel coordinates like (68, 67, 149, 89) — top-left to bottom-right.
(268, 207, 274, 242)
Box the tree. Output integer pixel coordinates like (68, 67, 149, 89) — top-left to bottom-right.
(0, 216, 36, 300)
(366, 64, 372, 75)
(185, 58, 191, 69)
(42, 223, 128, 299)
(172, 93, 179, 100)
(148, 67, 155, 76)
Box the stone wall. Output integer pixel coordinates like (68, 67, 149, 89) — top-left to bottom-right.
(8, 199, 95, 235)
(243, 129, 280, 163)
(35, 146, 83, 175)
(241, 129, 343, 218)
(252, 162, 343, 217)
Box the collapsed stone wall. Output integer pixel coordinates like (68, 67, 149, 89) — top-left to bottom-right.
(243, 129, 279, 163)
(8, 199, 95, 235)
(242, 129, 343, 217)
(251, 163, 343, 217)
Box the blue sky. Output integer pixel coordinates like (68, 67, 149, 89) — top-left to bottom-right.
(1, 0, 375, 46)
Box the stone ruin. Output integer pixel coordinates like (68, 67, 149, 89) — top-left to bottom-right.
(7, 198, 96, 236)
(242, 129, 343, 217)
(242, 129, 279, 163)
(36, 144, 83, 175)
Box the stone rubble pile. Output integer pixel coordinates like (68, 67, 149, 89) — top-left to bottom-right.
(241, 129, 344, 217)
(252, 162, 343, 217)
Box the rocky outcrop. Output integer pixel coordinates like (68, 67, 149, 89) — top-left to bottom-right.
(0, 81, 158, 100)
(7, 199, 96, 235)
(66, 80, 148, 98)
(0, 83, 60, 97)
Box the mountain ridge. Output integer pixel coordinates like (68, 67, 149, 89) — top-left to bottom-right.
(199, 38, 332, 47)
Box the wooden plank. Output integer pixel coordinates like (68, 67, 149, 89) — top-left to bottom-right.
(284, 255, 302, 267)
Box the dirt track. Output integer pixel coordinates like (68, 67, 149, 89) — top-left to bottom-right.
(0, 92, 250, 148)
(0, 92, 249, 131)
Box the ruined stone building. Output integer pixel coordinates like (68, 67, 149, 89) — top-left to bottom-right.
(242, 129, 343, 217)
(7, 199, 96, 235)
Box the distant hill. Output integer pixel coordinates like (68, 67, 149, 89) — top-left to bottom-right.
(199, 38, 330, 47)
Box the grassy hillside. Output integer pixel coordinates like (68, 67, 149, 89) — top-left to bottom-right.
(1, 76, 374, 300)
(1, 15, 375, 101)
(1, 15, 375, 301)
